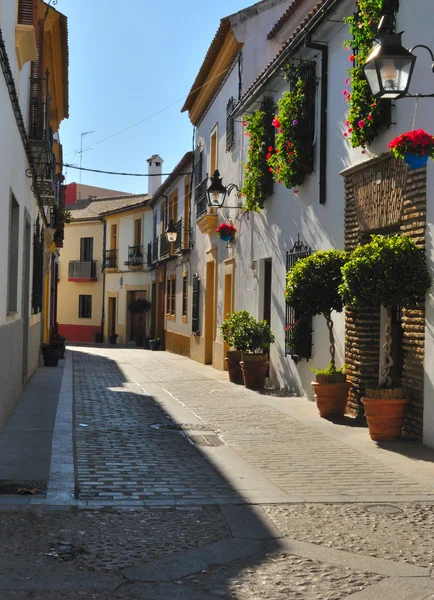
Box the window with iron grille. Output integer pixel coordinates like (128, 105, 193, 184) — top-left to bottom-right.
(171, 277, 176, 317)
(192, 273, 200, 335)
(7, 194, 20, 314)
(78, 295, 92, 319)
(182, 273, 188, 320)
(31, 219, 43, 314)
(285, 237, 313, 361)
(226, 97, 235, 151)
(80, 237, 93, 262)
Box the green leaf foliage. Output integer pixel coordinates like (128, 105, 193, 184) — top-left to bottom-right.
(128, 298, 152, 314)
(285, 250, 348, 316)
(339, 235, 431, 308)
(343, 0, 386, 148)
(221, 310, 275, 353)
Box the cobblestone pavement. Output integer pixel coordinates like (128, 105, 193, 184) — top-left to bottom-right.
(72, 347, 434, 504)
(73, 351, 238, 503)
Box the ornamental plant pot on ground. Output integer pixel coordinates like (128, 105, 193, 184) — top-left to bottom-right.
(240, 354, 269, 390)
(135, 336, 143, 347)
(149, 339, 160, 351)
(361, 390, 409, 442)
(42, 347, 61, 367)
(142, 337, 151, 350)
(109, 334, 118, 345)
(311, 371, 351, 418)
(94, 332, 103, 343)
(224, 350, 243, 385)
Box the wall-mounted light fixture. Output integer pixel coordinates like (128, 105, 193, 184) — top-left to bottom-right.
(363, 10, 434, 99)
(206, 170, 241, 208)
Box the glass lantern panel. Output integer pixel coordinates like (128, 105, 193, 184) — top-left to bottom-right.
(364, 61, 381, 96)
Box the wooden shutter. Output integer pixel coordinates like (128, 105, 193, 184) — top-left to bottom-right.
(192, 273, 200, 335)
(80, 238, 93, 261)
(193, 147, 203, 193)
(18, 0, 38, 27)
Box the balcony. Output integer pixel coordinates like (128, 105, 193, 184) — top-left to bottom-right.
(195, 178, 208, 221)
(103, 249, 117, 269)
(124, 245, 144, 267)
(174, 217, 191, 252)
(28, 71, 53, 165)
(68, 261, 97, 282)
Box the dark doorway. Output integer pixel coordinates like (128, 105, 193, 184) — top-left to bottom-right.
(22, 217, 31, 382)
(263, 258, 272, 325)
(108, 298, 116, 336)
(129, 291, 148, 340)
(150, 283, 157, 339)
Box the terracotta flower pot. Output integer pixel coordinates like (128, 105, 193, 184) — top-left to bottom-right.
(225, 351, 243, 384)
(361, 396, 409, 441)
(240, 354, 269, 390)
(311, 381, 350, 418)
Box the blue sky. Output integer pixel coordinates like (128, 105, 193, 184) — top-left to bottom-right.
(59, 0, 256, 195)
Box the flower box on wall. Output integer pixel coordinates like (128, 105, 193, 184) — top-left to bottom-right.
(197, 211, 218, 235)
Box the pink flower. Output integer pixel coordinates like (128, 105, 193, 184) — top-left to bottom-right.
(292, 119, 298, 126)
(272, 116, 281, 128)
(348, 128, 353, 133)
(345, 45, 350, 51)
(242, 121, 247, 127)
(358, 119, 365, 128)
(345, 77, 350, 85)
(361, 150, 366, 154)
(268, 146, 273, 151)
(344, 132, 348, 137)
(367, 115, 372, 121)
(266, 153, 271, 160)
(293, 189, 299, 194)
(244, 132, 250, 137)
(349, 54, 355, 62)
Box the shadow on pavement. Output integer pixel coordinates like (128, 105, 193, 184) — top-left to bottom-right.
(71, 346, 283, 598)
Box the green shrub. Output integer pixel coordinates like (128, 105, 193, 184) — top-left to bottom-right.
(339, 235, 431, 308)
(220, 310, 275, 354)
(285, 250, 347, 368)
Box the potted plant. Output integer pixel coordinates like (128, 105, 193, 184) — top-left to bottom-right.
(94, 331, 103, 343)
(149, 337, 160, 351)
(285, 250, 349, 418)
(340, 235, 431, 441)
(220, 310, 252, 384)
(216, 222, 236, 242)
(50, 333, 67, 359)
(388, 129, 434, 169)
(128, 297, 152, 347)
(230, 311, 275, 390)
(41, 343, 61, 367)
(109, 333, 118, 345)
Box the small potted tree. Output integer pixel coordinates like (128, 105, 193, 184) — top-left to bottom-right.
(340, 235, 431, 441)
(285, 250, 349, 418)
(149, 337, 160, 351)
(231, 311, 275, 390)
(109, 333, 118, 345)
(220, 310, 251, 384)
(128, 297, 152, 347)
(41, 343, 61, 367)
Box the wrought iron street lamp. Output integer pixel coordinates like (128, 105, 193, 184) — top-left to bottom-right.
(206, 170, 241, 209)
(363, 13, 434, 99)
(165, 218, 178, 243)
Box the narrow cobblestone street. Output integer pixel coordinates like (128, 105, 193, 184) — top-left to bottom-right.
(1, 345, 434, 599)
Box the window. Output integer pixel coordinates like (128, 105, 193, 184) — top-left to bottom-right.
(78, 295, 92, 319)
(166, 276, 176, 318)
(226, 97, 235, 151)
(110, 224, 117, 250)
(182, 273, 188, 320)
(80, 237, 93, 261)
(192, 273, 200, 335)
(168, 191, 178, 223)
(210, 126, 218, 174)
(134, 218, 142, 246)
(31, 218, 43, 314)
(7, 194, 20, 314)
(285, 237, 313, 360)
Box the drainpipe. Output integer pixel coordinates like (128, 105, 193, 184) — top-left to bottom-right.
(101, 218, 106, 340)
(305, 36, 328, 206)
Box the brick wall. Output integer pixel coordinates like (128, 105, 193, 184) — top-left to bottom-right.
(343, 155, 427, 438)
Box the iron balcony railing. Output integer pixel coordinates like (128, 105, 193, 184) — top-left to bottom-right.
(152, 237, 159, 264)
(68, 260, 97, 281)
(195, 177, 208, 221)
(103, 249, 117, 269)
(125, 245, 144, 267)
(160, 233, 170, 259)
(175, 218, 182, 252)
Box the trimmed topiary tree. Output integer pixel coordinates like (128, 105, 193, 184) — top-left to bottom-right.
(339, 235, 431, 388)
(285, 250, 347, 371)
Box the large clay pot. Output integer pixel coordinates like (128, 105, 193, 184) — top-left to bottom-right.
(225, 351, 243, 384)
(361, 396, 409, 441)
(240, 354, 269, 390)
(311, 381, 350, 418)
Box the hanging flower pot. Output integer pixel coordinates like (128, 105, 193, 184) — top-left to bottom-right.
(388, 129, 434, 169)
(404, 153, 429, 169)
(216, 222, 236, 242)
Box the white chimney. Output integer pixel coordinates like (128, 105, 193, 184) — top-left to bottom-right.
(146, 154, 163, 196)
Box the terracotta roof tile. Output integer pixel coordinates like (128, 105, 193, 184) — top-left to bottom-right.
(70, 194, 150, 221)
(267, 0, 307, 39)
(236, 0, 328, 111)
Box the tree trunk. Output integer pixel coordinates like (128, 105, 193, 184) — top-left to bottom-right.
(380, 306, 393, 387)
(324, 311, 335, 369)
